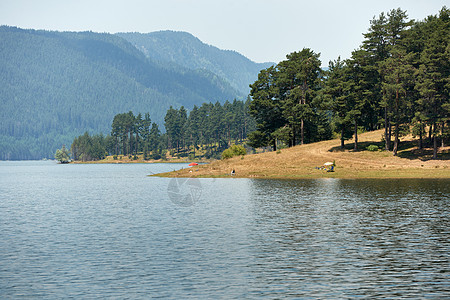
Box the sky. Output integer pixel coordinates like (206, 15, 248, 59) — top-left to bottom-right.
(1, 0, 448, 66)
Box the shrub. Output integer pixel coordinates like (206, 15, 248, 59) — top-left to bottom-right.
(55, 145, 70, 163)
(152, 151, 162, 160)
(113, 155, 118, 160)
(221, 145, 247, 160)
(366, 144, 379, 152)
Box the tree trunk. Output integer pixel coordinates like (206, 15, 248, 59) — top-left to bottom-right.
(384, 107, 390, 151)
(393, 122, 399, 156)
(433, 131, 438, 159)
(291, 124, 296, 147)
(135, 134, 139, 157)
(300, 84, 306, 145)
(300, 119, 304, 145)
(388, 119, 392, 150)
(393, 85, 399, 156)
(442, 122, 445, 148)
(341, 126, 345, 149)
(123, 134, 127, 156)
(418, 124, 423, 150)
(128, 130, 132, 156)
(272, 139, 277, 151)
(428, 124, 433, 146)
(354, 120, 358, 151)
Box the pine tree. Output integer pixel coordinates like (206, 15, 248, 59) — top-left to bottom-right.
(323, 57, 354, 149)
(277, 49, 322, 145)
(249, 66, 284, 150)
(380, 46, 416, 156)
(415, 7, 450, 158)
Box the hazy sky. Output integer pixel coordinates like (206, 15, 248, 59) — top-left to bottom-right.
(1, 0, 447, 66)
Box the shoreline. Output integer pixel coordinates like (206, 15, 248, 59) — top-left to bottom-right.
(70, 157, 211, 165)
(153, 130, 450, 180)
(154, 167, 450, 180)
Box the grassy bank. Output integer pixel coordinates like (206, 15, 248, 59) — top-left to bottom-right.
(155, 129, 450, 179)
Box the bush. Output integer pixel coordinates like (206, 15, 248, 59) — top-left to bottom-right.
(221, 149, 234, 159)
(366, 144, 379, 152)
(221, 145, 247, 160)
(152, 151, 162, 160)
(113, 155, 118, 160)
(55, 145, 70, 163)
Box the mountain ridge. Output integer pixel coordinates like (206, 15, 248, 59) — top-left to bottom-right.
(116, 31, 274, 95)
(0, 26, 268, 159)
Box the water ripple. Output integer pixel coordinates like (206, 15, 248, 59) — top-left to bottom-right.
(0, 162, 449, 298)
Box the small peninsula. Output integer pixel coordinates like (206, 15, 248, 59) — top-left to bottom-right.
(155, 129, 450, 179)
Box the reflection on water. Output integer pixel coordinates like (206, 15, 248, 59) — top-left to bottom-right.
(247, 179, 449, 298)
(0, 162, 449, 298)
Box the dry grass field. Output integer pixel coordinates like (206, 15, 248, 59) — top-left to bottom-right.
(157, 129, 450, 179)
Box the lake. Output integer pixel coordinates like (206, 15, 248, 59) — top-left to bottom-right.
(0, 161, 449, 299)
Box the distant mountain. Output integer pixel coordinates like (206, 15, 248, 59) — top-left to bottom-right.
(116, 31, 274, 95)
(0, 26, 245, 160)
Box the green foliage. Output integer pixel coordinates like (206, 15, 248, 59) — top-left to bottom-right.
(221, 145, 247, 160)
(366, 145, 380, 152)
(3, 7, 449, 160)
(116, 31, 273, 96)
(0, 26, 245, 159)
(248, 7, 449, 158)
(221, 149, 235, 160)
(54, 145, 70, 163)
(164, 99, 255, 159)
(70, 98, 254, 161)
(249, 48, 329, 149)
(152, 149, 162, 160)
(71, 132, 107, 161)
(246, 130, 270, 149)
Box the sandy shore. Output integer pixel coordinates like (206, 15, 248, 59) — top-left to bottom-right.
(155, 130, 450, 179)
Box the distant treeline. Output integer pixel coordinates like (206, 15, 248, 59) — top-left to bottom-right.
(0, 26, 242, 160)
(70, 99, 256, 161)
(248, 7, 449, 158)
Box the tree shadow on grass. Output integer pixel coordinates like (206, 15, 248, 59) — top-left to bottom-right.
(328, 141, 385, 153)
(328, 140, 450, 161)
(397, 147, 450, 161)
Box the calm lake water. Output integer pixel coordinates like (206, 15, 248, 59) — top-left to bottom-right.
(0, 161, 449, 299)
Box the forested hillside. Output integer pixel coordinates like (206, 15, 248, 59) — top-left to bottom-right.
(0, 27, 242, 160)
(116, 31, 274, 95)
(249, 8, 449, 159)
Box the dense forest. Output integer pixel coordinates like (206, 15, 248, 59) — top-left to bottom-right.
(70, 99, 255, 161)
(0, 27, 261, 160)
(116, 31, 274, 95)
(3, 7, 449, 161)
(249, 7, 449, 159)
